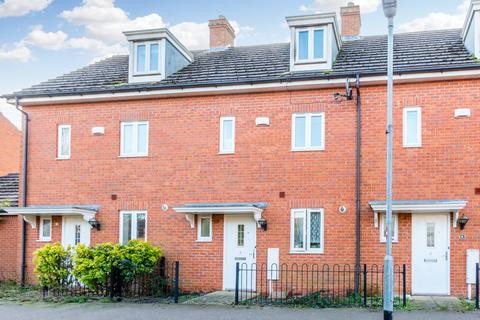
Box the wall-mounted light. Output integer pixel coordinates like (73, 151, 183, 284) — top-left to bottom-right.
(258, 218, 267, 231)
(88, 218, 101, 230)
(458, 215, 469, 230)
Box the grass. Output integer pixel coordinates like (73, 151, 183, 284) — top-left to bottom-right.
(459, 299, 477, 312)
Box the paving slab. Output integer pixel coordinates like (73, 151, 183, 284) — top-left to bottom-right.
(412, 296, 463, 311)
(182, 291, 236, 305)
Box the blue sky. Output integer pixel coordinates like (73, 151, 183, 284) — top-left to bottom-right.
(0, 0, 471, 127)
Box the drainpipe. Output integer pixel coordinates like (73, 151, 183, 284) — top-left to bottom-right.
(15, 96, 28, 286)
(354, 74, 361, 292)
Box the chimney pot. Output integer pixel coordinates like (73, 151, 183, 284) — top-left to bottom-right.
(208, 15, 235, 50)
(340, 2, 361, 40)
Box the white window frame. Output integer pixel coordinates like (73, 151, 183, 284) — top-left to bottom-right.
(403, 107, 422, 148)
(39, 216, 52, 241)
(219, 116, 235, 154)
(120, 121, 149, 157)
(119, 210, 148, 245)
(290, 208, 324, 254)
(295, 27, 327, 63)
(134, 42, 161, 75)
(291, 112, 325, 151)
(57, 124, 71, 160)
(196, 215, 212, 242)
(379, 213, 398, 243)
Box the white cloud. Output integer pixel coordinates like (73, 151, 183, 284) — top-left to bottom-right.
(399, 0, 469, 32)
(0, 0, 52, 17)
(299, 0, 380, 14)
(23, 25, 68, 50)
(170, 22, 209, 50)
(0, 43, 32, 62)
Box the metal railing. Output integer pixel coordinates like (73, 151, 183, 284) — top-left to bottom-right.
(234, 263, 407, 308)
(476, 262, 479, 310)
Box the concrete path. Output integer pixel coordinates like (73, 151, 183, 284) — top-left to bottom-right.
(0, 303, 478, 320)
(183, 291, 235, 305)
(412, 296, 462, 311)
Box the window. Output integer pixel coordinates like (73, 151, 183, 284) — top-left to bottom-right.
(296, 27, 326, 62)
(197, 215, 212, 242)
(120, 211, 147, 245)
(237, 224, 245, 247)
(290, 209, 324, 253)
(74, 225, 81, 246)
(120, 121, 149, 157)
(292, 113, 325, 151)
(135, 42, 160, 74)
(57, 124, 71, 159)
(219, 116, 235, 154)
(403, 107, 422, 147)
(379, 213, 398, 243)
(39, 217, 52, 241)
(426, 223, 435, 248)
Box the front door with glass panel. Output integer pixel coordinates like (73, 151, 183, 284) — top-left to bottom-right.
(412, 214, 450, 295)
(62, 216, 91, 247)
(223, 215, 256, 290)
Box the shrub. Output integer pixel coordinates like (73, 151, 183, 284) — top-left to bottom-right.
(33, 243, 72, 288)
(72, 241, 162, 290)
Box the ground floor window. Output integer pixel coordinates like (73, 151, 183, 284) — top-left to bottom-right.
(120, 211, 147, 244)
(39, 217, 52, 241)
(379, 213, 398, 243)
(197, 215, 212, 242)
(290, 208, 324, 253)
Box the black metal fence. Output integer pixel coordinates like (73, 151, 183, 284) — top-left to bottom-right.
(476, 262, 479, 310)
(234, 263, 407, 308)
(47, 258, 180, 302)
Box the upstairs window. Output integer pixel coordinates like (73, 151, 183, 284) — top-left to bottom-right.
(403, 107, 422, 147)
(120, 211, 147, 245)
(57, 124, 71, 159)
(296, 27, 325, 62)
(290, 209, 324, 253)
(292, 112, 325, 151)
(120, 121, 149, 157)
(135, 42, 160, 74)
(219, 116, 235, 154)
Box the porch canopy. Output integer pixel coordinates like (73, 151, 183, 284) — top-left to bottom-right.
(368, 200, 467, 228)
(173, 202, 268, 228)
(1, 205, 100, 229)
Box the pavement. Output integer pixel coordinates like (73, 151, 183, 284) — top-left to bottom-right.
(411, 295, 463, 311)
(0, 303, 478, 320)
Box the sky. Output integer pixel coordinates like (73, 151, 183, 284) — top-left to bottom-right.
(0, 0, 471, 129)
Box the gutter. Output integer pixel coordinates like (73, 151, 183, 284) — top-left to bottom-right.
(15, 97, 28, 286)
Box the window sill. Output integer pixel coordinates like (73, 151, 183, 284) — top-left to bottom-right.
(56, 157, 70, 160)
(380, 240, 399, 244)
(118, 155, 149, 158)
(36, 239, 51, 243)
(291, 148, 325, 152)
(402, 145, 422, 148)
(196, 239, 212, 243)
(289, 250, 324, 255)
(294, 59, 327, 65)
(132, 72, 161, 77)
(218, 151, 235, 155)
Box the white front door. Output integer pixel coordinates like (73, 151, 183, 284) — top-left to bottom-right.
(223, 215, 256, 290)
(412, 214, 450, 295)
(62, 216, 91, 248)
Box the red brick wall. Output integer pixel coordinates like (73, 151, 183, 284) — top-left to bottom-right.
(0, 215, 20, 280)
(20, 79, 480, 296)
(0, 114, 21, 176)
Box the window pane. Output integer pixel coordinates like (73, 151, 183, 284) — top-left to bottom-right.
(311, 115, 322, 147)
(74, 225, 81, 245)
(149, 43, 159, 72)
(222, 119, 233, 151)
(406, 110, 419, 145)
(298, 31, 309, 60)
(309, 211, 321, 248)
(122, 124, 134, 154)
(313, 29, 324, 59)
(294, 216, 304, 249)
(201, 218, 210, 238)
(136, 44, 146, 73)
(137, 123, 148, 154)
(42, 219, 51, 238)
(237, 224, 245, 247)
(60, 127, 70, 156)
(294, 116, 306, 148)
(136, 213, 146, 241)
(426, 223, 435, 248)
(122, 213, 132, 244)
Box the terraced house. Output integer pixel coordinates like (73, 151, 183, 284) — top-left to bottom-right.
(3, 1, 480, 298)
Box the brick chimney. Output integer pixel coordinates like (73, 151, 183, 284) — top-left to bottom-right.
(340, 2, 361, 40)
(208, 15, 235, 50)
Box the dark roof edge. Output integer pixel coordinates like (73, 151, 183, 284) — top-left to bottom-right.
(5, 63, 480, 100)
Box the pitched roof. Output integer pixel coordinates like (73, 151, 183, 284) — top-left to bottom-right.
(6, 29, 480, 99)
(0, 173, 19, 208)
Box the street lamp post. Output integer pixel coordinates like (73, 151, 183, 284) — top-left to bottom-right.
(382, 1, 397, 320)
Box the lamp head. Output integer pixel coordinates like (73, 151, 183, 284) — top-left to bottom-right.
(382, 0, 397, 18)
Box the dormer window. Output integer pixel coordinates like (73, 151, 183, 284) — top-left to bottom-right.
(296, 27, 326, 62)
(135, 42, 160, 74)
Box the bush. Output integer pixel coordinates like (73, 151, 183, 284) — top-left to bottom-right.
(33, 243, 72, 288)
(73, 240, 162, 290)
